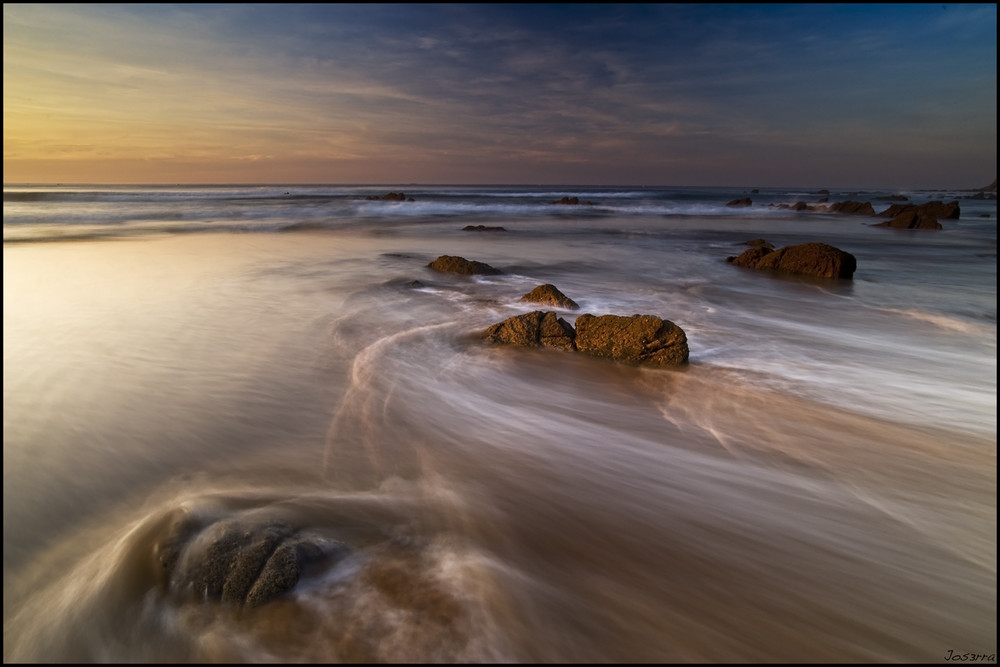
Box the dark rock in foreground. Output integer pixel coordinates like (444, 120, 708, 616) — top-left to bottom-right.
(482, 311, 689, 367)
(727, 242, 857, 279)
(155, 511, 349, 608)
(519, 284, 580, 310)
(574, 314, 689, 367)
(482, 310, 575, 350)
(428, 255, 503, 275)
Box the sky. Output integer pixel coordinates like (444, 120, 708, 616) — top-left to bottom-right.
(3, 3, 997, 188)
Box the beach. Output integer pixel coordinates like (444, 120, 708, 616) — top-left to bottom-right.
(3, 184, 996, 662)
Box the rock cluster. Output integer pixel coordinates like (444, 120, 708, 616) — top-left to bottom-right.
(483, 310, 689, 367)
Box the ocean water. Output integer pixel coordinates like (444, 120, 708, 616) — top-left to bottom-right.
(3, 184, 996, 663)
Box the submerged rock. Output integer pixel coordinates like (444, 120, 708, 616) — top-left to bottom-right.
(519, 284, 580, 310)
(154, 510, 349, 608)
(427, 255, 503, 275)
(574, 314, 689, 367)
(726, 241, 857, 279)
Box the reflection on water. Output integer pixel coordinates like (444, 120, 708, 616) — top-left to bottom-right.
(3, 226, 996, 662)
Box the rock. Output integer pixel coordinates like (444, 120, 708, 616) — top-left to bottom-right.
(823, 200, 875, 215)
(552, 196, 579, 205)
(519, 284, 580, 310)
(366, 192, 411, 201)
(726, 197, 752, 207)
(154, 511, 349, 608)
(873, 211, 942, 229)
(745, 238, 774, 248)
(462, 225, 506, 232)
(482, 311, 575, 350)
(816, 189, 830, 195)
(874, 200, 959, 229)
(750, 189, 760, 194)
(427, 255, 503, 275)
(574, 314, 689, 367)
(727, 241, 857, 279)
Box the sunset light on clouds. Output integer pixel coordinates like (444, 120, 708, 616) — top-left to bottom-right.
(3, 3, 996, 187)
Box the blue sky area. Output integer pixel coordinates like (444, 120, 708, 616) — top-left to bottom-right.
(3, 3, 996, 187)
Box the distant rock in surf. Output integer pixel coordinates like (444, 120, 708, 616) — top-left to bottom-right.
(366, 192, 415, 202)
(428, 255, 503, 275)
(726, 197, 752, 207)
(824, 200, 876, 215)
(726, 241, 857, 279)
(519, 284, 580, 310)
(551, 196, 595, 206)
(771, 199, 875, 215)
(872, 200, 959, 229)
(481, 311, 689, 367)
(462, 225, 507, 232)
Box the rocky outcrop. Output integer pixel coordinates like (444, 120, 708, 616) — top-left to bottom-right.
(154, 510, 349, 608)
(727, 242, 857, 279)
(482, 312, 689, 367)
(726, 198, 752, 207)
(519, 284, 579, 310)
(574, 314, 689, 367)
(427, 255, 503, 275)
(482, 310, 575, 350)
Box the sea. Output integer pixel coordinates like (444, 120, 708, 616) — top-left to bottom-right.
(3, 184, 996, 663)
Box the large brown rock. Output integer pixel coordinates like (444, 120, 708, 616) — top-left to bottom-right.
(574, 314, 689, 367)
(427, 255, 503, 275)
(482, 311, 576, 350)
(727, 242, 857, 279)
(519, 284, 580, 310)
(726, 197, 752, 207)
